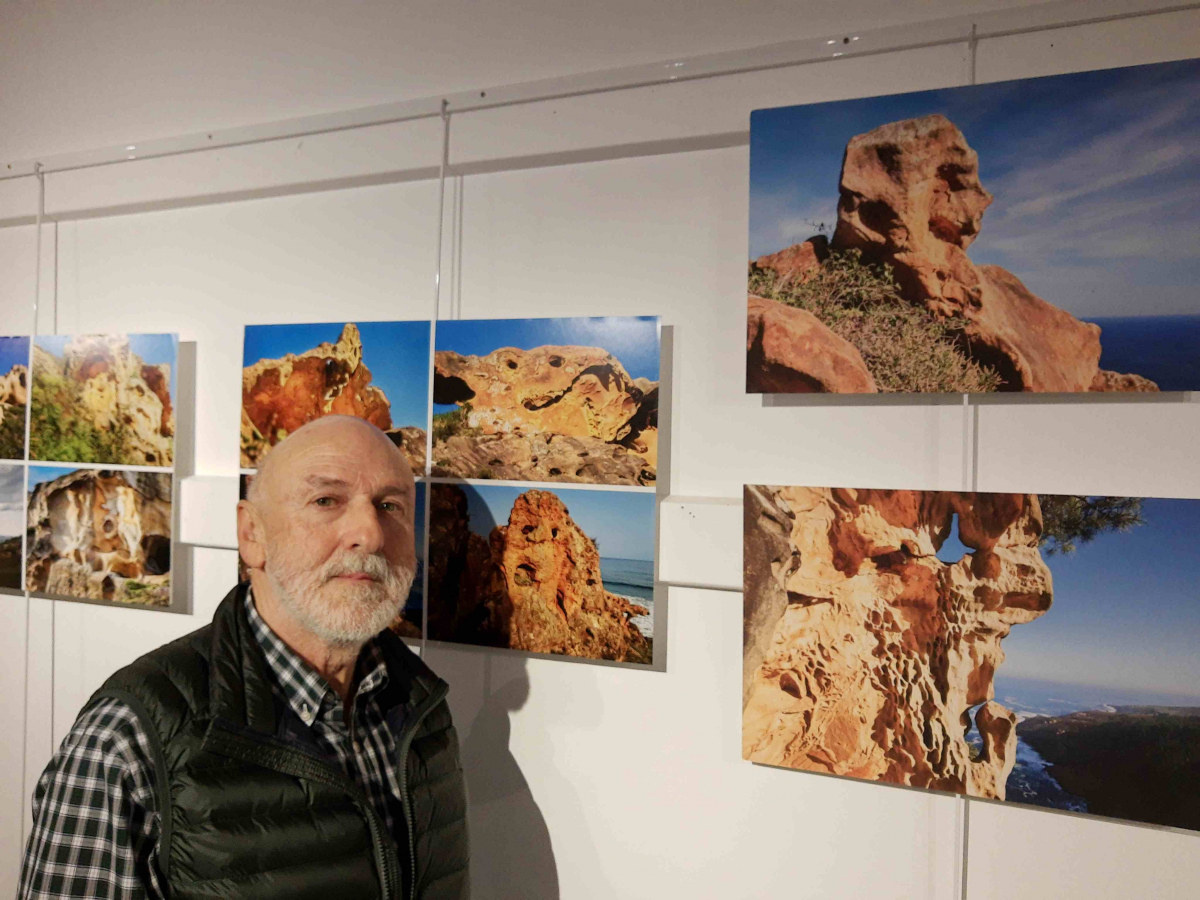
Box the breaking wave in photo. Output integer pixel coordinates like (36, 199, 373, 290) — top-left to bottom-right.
(601, 557, 654, 638)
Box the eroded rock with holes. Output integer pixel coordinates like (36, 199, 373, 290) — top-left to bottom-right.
(742, 485, 1053, 799)
(241, 323, 427, 471)
(25, 468, 172, 605)
(426, 484, 650, 663)
(431, 432, 655, 486)
(33, 335, 176, 465)
(433, 345, 657, 483)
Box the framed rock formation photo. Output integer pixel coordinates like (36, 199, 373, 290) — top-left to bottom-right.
(30, 333, 177, 466)
(26, 465, 173, 607)
(432, 316, 659, 486)
(0, 464, 23, 593)
(743, 485, 1200, 832)
(747, 57, 1200, 394)
(241, 321, 431, 473)
(427, 482, 656, 665)
(0, 336, 29, 462)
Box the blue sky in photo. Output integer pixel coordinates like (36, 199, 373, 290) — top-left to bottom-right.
(34, 333, 178, 400)
(244, 321, 430, 429)
(456, 484, 655, 561)
(27, 464, 79, 490)
(0, 336, 29, 376)
(976, 497, 1200, 701)
(0, 464, 23, 538)
(750, 57, 1200, 318)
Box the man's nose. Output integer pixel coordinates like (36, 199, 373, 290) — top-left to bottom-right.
(342, 497, 386, 555)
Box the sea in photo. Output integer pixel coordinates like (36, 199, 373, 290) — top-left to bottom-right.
(0, 336, 29, 462)
(749, 58, 1200, 394)
(30, 333, 176, 467)
(432, 316, 660, 486)
(26, 464, 172, 606)
(241, 321, 430, 472)
(428, 481, 656, 664)
(0, 463, 23, 592)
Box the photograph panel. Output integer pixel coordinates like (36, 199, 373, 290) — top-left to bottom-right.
(0, 336, 29, 461)
(748, 57, 1200, 394)
(26, 465, 172, 607)
(241, 321, 431, 473)
(432, 316, 659, 486)
(30, 333, 177, 466)
(0, 464, 23, 593)
(428, 482, 655, 665)
(743, 485, 1200, 831)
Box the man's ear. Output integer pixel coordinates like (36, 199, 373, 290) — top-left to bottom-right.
(237, 500, 267, 571)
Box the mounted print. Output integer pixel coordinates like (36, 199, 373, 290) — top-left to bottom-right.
(0, 464, 22, 592)
(30, 333, 177, 466)
(241, 321, 430, 473)
(427, 482, 655, 665)
(748, 57, 1200, 393)
(432, 317, 659, 486)
(0, 337, 29, 461)
(743, 485, 1200, 832)
(26, 466, 173, 607)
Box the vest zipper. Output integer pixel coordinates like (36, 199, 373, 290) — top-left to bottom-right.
(396, 681, 450, 900)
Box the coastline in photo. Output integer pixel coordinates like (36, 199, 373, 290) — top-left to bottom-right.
(427, 481, 655, 665)
(241, 321, 431, 473)
(0, 336, 29, 462)
(30, 333, 177, 467)
(743, 486, 1200, 832)
(0, 463, 23, 592)
(748, 58, 1200, 394)
(26, 465, 172, 607)
(432, 316, 659, 486)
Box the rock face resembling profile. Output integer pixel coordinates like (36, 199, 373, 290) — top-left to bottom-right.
(746, 295, 877, 393)
(241, 323, 427, 471)
(26, 468, 172, 606)
(743, 485, 1053, 800)
(33, 336, 176, 466)
(829, 114, 1151, 393)
(428, 484, 651, 663)
(432, 345, 657, 485)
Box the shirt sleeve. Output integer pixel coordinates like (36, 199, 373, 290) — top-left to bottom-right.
(18, 697, 166, 900)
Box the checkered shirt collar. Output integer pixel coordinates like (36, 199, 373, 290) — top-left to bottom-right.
(244, 588, 390, 725)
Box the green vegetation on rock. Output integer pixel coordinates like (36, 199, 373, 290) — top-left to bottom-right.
(749, 248, 1002, 393)
(0, 411, 24, 461)
(29, 366, 129, 463)
(432, 403, 480, 444)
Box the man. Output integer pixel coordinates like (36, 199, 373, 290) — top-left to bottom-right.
(19, 416, 470, 899)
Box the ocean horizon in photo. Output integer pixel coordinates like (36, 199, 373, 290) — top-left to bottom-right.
(601, 556, 654, 637)
(1087, 315, 1200, 392)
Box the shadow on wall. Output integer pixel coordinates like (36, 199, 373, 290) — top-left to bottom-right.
(429, 649, 560, 900)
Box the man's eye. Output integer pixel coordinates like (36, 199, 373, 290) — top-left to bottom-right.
(379, 501, 401, 513)
(314, 496, 336, 507)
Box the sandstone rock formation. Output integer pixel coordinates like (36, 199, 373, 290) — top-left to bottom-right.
(432, 345, 657, 485)
(746, 295, 877, 393)
(33, 336, 176, 465)
(0, 364, 28, 459)
(434, 432, 655, 485)
(427, 484, 651, 663)
(743, 485, 1053, 799)
(1090, 369, 1160, 392)
(749, 113, 1156, 393)
(0, 364, 28, 408)
(26, 468, 172, 606)
(241, 323, 427, 471)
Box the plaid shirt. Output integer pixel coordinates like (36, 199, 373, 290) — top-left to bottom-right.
(19, 591, 406, 899)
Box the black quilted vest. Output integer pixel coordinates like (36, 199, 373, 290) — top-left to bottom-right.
(90, 584, 470, 900)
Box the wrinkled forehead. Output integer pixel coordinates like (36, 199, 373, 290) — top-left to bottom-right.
(272, 432, 414, 502)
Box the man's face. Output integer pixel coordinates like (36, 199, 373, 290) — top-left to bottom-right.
(257, 423, 418, 645)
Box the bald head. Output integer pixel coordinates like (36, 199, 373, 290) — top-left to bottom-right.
(237, 415, 419, 647)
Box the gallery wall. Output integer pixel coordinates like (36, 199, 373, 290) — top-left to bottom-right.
(1, 2, 1199, 898)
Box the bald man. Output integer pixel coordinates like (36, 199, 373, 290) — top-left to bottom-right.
(19, 417, 470, 900)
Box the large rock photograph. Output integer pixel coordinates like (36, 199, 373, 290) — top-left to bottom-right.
(427, 482, 655, 665)
(432, 317, 659, 486)
(0, 337, 29, 461)
(743, 485, 1200, 831)
(0, 464, 23, 592)
(241, 321, 430, 472)
(30, 333, 176, 466)
(26, 466, 172, 607)
(748, 58, 1200, 393)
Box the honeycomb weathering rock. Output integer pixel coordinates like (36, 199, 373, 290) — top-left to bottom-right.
(742, 485, 1053, 799)
(432, 345, 658, 485)
(241, 323, 427, 471)
(428, 484, 651, 663)
(26, 468, 172, 606)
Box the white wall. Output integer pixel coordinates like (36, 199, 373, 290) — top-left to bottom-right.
(2, 2, 1199, 898)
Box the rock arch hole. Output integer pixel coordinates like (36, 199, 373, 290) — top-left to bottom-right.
(936, 513, 970, 565)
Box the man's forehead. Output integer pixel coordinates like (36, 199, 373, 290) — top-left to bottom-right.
(296, 465, 413, 495)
